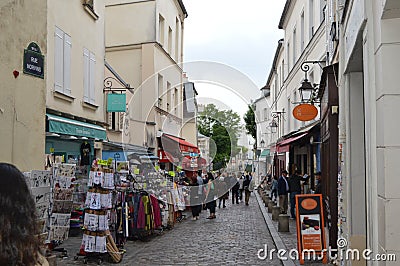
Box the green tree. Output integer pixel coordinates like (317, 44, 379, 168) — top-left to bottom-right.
(243, 104, 256, 140)
(197, 104, 241, 170)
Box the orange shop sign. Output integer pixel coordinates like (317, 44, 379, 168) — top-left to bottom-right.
(293, 104, 318, 121)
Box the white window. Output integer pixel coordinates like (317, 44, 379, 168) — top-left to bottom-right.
(264, 108, 269, 121)
(287, 42, 291, 72)
(174, 88, 178, 115)
(175, 18, 180, 62)
(293, 29, 297, 66)
(158, 74, 163, 108)
(83, 48, 96, 104)
(167, 82, 171, 112)
(309, 0, 314, 40)
(320, 0, 326, 24)
(168, 27, 172, 54)
(54, 27, 71, 95)
(301, 12, 305, 52)
(159, 15, 165, 46)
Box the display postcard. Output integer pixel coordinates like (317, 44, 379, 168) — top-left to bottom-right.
(58, 164, 76, 177)
(49, 226, 70, 241)
(89, 192, 101, 210)
(54, 188, 74, 201)
(95, 235, 107, 253)
(30, 170, 52, 188)
(36, 202, 50, 219)
(50, 213, 71, 227)
(31, 187, 52, 205)
(116, 161, 129, 173)
(52, 200, 73, 214)
(84, 213, 98, 231)
(84, 235, 96, 253)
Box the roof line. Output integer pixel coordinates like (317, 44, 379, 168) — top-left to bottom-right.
(177, 0, 188, 17)
(264, 39, 284, 88)
(278, 0, 292, 29)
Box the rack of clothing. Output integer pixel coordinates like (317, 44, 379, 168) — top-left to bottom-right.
(114, 188, 164, 242)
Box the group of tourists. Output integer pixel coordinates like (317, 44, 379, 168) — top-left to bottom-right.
(189, 170, 254, 220)
(266, 169, 322, 219)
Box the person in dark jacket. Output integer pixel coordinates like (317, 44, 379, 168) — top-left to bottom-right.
(231, 176, 240, 204)
(243, 174, 252, 205)
(314, 172, 322, 194)
(288, 170, 309, 219)
(278, 170, 289, 214)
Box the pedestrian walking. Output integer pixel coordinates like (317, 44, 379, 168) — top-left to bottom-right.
(0, 163, 49, 266)
(243, 173, 252, 206)
(288, 170, 308, 219)
(204, 172, 217, 219)
(278, 170, 289, 214)
(270, 176, 278, 202)
(190, 178, 201, 220)
(217, 173, 228, 208)
(231, 175, 240, 204)
(238, 173, 244, 202)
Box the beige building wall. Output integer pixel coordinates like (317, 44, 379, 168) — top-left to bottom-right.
(0, 1, 47, 171)
(105, 0, 187, 151)
(46, 1, 106, 123)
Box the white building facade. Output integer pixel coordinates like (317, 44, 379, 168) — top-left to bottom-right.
(329, 0, 400, 264)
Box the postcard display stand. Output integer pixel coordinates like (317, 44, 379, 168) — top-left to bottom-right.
(79, 167, 120, 264)
(50, 164, 76, 243)
(24, 170, 53, 245)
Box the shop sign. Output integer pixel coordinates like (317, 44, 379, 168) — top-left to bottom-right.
(23, 42, 44, 79)
(293, 104, 318, 121)
(107, 93, 126, 112)
(295, 194, 327, 264)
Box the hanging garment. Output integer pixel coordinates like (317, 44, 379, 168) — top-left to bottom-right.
(150, 195, 162, 228)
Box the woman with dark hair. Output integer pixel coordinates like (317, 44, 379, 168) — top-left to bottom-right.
(0, 163, 48, 266)
(204, 172, 217, 219)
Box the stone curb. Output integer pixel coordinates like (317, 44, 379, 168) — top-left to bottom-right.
(256, 191, 296, 266)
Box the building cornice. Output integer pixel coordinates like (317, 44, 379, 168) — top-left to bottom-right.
(278, 0, 293, 29)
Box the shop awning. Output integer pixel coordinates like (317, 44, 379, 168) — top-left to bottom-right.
(47, 114, 106, 140)
(158, 150, 179, 163)
(276, 133, 308, 153)
(161, 134, 200, 154)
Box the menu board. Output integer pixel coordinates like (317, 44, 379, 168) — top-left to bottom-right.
(295, 194, 327, 264)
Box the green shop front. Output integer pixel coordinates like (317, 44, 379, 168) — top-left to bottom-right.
(45, 114, 106, 167)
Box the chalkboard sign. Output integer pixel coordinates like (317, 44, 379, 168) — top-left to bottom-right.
(295, 194, 327, 264)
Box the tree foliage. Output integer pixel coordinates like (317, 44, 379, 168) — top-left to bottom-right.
(243, 104, 256, 140)
(197, 104, 241, 170)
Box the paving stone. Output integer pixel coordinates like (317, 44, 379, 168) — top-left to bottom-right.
(56, 194, 282, 265)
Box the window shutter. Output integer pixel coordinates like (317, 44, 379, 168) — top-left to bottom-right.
(64, 34, 72, 95)
(83, 48, 89, 102)
(54, 27, 64, 92)
(118, 112, 124, 132)
(107, 112, 113, 130)
(89, 52, 96, 104)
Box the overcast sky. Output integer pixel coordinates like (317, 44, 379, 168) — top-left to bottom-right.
(183, 1, 286, 117)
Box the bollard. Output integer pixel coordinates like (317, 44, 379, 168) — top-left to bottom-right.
(264, 196, 270, 207)
(272, 206, 280, 221)
(268, 201, 275, 213)
(278, 214, 290, 232)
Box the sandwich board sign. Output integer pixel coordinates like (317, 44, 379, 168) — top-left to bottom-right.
(295, 194, 327, 264)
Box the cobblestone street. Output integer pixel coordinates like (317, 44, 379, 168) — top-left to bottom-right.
(56, 194, 282, 265)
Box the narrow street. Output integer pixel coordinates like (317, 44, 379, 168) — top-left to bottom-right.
(57, 195, 282, 265)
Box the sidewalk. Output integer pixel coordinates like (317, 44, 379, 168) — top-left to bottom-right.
(255, 189, 326, 266)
